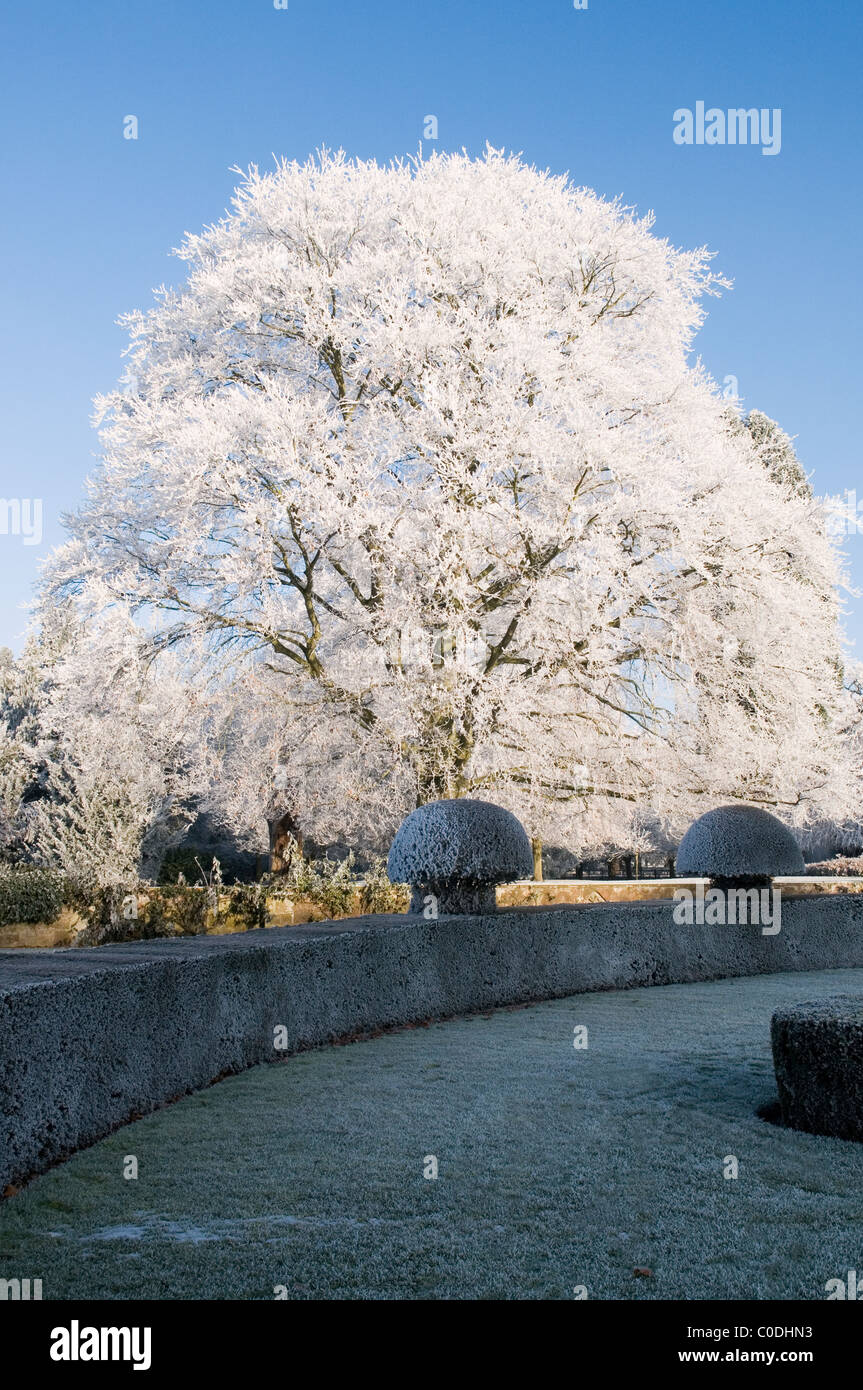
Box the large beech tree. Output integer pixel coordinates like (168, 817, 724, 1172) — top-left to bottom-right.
(48, 148, 856, 852)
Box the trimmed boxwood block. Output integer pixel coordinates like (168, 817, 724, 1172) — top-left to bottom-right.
(387, 798, 534, 914)
(676, 804, 804, 883)
(771, 996, 863, 1141)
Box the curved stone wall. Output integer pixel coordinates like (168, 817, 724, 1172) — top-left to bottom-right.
(2, 892, 863, 1190)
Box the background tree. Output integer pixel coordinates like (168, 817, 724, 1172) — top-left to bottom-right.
(0, 606, 207, 882)
(0, 643, 44, 862)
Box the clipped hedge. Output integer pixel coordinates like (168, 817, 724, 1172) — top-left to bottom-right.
(0, 867, 66, 927)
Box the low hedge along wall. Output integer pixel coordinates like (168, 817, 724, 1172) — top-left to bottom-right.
(0, 868, 65, 927)
(0, 871, 269, 942)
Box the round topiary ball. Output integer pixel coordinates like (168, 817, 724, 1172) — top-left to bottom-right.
(387, 798, 534, 915)
(675, 804, 804, 884)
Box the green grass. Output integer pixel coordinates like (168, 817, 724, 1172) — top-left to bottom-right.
(3, 968, 863, 1299)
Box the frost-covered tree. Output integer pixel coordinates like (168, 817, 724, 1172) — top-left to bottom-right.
(47, 148, 855, 851)
(0, 645, 42, 861)
(33, 609, 208, 882)
(0, 607, 207, 882)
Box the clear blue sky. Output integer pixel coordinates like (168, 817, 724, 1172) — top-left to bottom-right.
(1, 0, 860, 653)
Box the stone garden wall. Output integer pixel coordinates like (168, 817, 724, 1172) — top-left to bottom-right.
(3, 892, 863, 1191)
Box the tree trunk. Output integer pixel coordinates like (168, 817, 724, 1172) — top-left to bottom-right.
(532, 837, 543, 881)
(268, 810, 304, 874)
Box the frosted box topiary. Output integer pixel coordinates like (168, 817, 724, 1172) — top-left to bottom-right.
(387, 798, 533, 915)
(675, 805, 804, 884)
(771, 996, 863, 1141)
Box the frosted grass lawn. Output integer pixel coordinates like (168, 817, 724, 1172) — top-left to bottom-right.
(4, 968, 863, 1301)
